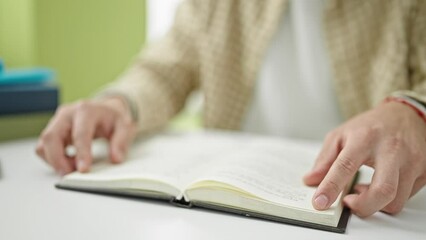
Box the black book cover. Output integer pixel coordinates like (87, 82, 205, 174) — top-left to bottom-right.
(56, 183, 353, 234)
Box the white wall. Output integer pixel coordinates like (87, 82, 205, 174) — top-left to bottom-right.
(147, 0, 182, 42)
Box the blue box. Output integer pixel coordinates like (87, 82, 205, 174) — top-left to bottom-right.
(0, 59, 59, 115)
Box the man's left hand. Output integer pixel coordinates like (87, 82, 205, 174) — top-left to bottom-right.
(304, 101, 426, 217)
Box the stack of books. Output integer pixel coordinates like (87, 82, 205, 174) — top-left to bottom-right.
(0, 60, 59, 142)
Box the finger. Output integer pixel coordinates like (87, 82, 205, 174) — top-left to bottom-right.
(353, 184, 369, 194)
(381, 181, 414, 214)
(35, 140, 46, 160)
(344, 152, 399, 217)
(312, 139, 367, 210)
(304, 132, 343, 186)
(37, 136, 72, 162)
(72, 103, 98, 172)
(410, 176, 426, 198)
(109, 120, 135, 164)
(38, 108, 74, 174)
(42, 134, 74, 175)
(381, 174, 415, 215)
(343, 184, 369, 209)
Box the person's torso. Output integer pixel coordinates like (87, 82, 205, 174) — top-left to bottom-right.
(242, 0, 342, 140)
(196, 0, 414, 131)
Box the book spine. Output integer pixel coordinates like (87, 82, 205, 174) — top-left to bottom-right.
(170, 197, 193, 208)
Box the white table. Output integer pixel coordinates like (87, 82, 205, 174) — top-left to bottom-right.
(0, 138, 425, 240)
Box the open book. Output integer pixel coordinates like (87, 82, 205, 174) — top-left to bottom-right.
(57, 131, 355, 233)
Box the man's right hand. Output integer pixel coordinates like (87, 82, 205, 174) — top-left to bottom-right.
(36, 97, 137, 175)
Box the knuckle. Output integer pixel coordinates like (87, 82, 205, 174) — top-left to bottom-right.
(55, 104, 71, 115)
(347, 126, 381, 149)
(356, 125, 380, 140)
(386, 135, 404, 152)
(373, 182, 397, 200)
(324, 131, 337, 141)
(383, 202, 404, 215)
(324, 179, 341, 195)
(336, 155, 357, 174)
(40, 130, 55, 142)
(75, 100, 93, 113)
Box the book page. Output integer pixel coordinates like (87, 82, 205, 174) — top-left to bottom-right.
(63, 131, 329, 208)
(62, 131, 246, 192)
(186, 137, 338, 211)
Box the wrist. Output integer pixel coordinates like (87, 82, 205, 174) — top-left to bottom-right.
(100, 97, 135, 122)
(383, 96, 426, 124)
(94, 91, 139, 123)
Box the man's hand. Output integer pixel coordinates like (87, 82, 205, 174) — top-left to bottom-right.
(36, 97, 137, 175)
(304, 101, 426, 217)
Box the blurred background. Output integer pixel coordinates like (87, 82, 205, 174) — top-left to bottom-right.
(0, 0, 194, 141)
(0, 0, 183, 102)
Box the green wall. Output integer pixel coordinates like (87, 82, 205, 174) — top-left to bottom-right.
(0, 0, 35, 66)
(0, 0, 146, 103)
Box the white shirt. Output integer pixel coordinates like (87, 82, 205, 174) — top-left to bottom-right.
(242, 0, 342, 140)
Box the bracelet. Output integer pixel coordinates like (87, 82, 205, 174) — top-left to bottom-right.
(384, 96, 426, 124)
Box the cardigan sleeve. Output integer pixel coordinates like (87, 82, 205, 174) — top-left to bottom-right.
(98, 0, 213, 133)
(391, 1, 426, 105)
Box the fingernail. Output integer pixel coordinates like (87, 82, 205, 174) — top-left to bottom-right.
(77, 159, 86, 172)
(314, 194, 329, 210)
